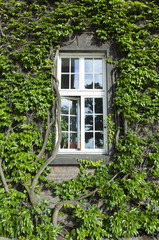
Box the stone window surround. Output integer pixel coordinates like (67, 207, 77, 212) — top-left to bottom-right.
(50, 33, 115, 165)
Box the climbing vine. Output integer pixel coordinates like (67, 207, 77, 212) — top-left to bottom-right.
(0, 0, 158, 239)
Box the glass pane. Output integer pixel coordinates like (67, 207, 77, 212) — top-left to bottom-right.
(62, 58, 69, 72)
(85, 74, 93, 89)
(71, 59, 79, 73)
(61, 116, 68, 131)
(95, 132, 103, 148)
(85, 132, 93, 149)
(61, 98, 69, 114)
(85, 98, 93, 114)
(95, 74, 103, 89)
(70, 116, 77, 131)
(85, 115, 93, 131)
(70, 133, 77, 149)
(70, 100, 78, 115)
(94, 59, 102, 73)
(95, 115, 103, 130)
(85, 59, 93, 73)
(71, 74, 79, 89)
(61, 132, 68, 149)
(61, 74, 69, 89)
(95, 98, 103, 113)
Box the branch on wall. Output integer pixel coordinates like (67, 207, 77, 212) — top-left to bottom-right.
(61, 34, 77, 47)
(124, 117, 128, 136)
(0, 159, 9, 192)
(115, 113, 120, 144)
(0, 19, 4, 37)
(29, 47, 62, 204)
(34, 108, 54, 163)
(52, 200, 85, 229)
(51, 171, 121, 228)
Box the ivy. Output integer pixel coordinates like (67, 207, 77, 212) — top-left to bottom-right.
(0, 0, 158, 239)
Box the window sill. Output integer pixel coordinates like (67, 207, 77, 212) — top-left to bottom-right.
(49, 154, 109, 166)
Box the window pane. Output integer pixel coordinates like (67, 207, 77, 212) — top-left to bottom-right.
(85, 115, 93, 131)
(70, 133, 77, 149)
(85, 74, 93, 89)
(95, 98, 103, 113)
(85, 98, 93, 114)
(94, 74, 103, 89)
(70, 99, 78, 115)
(85, 59, 93, 73)
(61, 74, 69, 89)
(85, 132, 93, 149)
(71, 74, 79, 89)
(62, 58, 69, 72)
(71, 58, 79, 73)
(95, 115, 103, 130)
(61, 98, 69, 114)
(61, 116, 68, 131)
(61, 132, 68, 149)
(70, 116, 77, 131)
(94, 59, 102, 73)
(95, 132, 103, 148)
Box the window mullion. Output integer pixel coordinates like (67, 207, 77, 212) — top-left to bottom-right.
(93, 98, 95, 149)
(68, 100, 70, 149)
(80, 57, 84, 90)
(69, 58, 71, 89)
(81, 96, 85, 150)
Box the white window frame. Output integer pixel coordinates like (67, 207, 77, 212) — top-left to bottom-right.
(57, 52, 107, 154)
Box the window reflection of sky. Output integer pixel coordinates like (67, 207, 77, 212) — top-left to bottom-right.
(85, 59, 93, 73)
(84, 58, 103, 89)
(71, 74, 79, 89)
(85, 134, 93, 149)
(71, 59, 79, 73)
(61, 98, 69, 114)
(94, 59, 102, 73)
(85, 98, 93, 114)
(94, 75, 102, 89)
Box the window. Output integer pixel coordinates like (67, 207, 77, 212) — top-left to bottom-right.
(58, 53, 107, 154)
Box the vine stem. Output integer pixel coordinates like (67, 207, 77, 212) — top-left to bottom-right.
(52, 171, 121, 228)
(26, 47, 62, 205)
(0, 159, 9, 192)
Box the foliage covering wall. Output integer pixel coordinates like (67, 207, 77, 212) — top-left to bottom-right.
(0, 0, 159, 239)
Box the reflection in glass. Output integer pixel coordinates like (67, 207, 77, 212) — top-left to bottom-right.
(70, 100, 77, 115)
(71, 74, 79, 89)
(85, 98, 93, 114)
(85, 132, 93, 149)
(61, 97, 79, 150)
(62, 58, 69, 72)
(95, 98, 103, 113)
(70, 133, 77, 149)
(85, 115, 93, 131)
(61, 116, 68, 131)
(61, 98, 69, 114)
(71, 59, 79, 73)
(85, 74, 93, 89)
(94, 74, 103, 89)
(95, 132, 103, 148)
(95, 115, 103, 130)
(61, 132, 68, 148)
(61, 74, 69, 89)
(85, 59, 93, 73)
(70, 116, 77, 131)
(94, 59, 102, 73)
